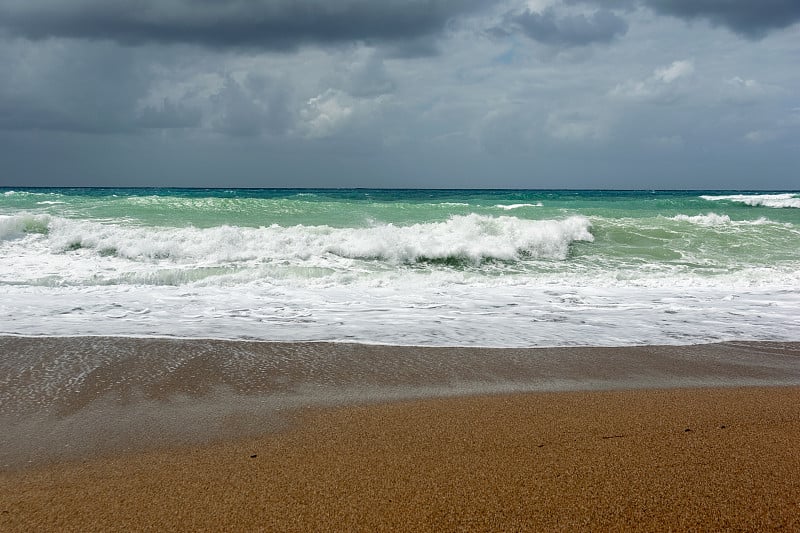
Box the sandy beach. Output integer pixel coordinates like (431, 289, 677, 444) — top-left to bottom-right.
(2, 338, 800, 530)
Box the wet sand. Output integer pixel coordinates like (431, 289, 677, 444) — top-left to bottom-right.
(1, 338, 800, 530)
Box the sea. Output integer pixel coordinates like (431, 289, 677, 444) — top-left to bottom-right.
(1, 188, 798, 347)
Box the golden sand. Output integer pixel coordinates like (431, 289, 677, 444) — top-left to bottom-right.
(2, 386, 799, 531)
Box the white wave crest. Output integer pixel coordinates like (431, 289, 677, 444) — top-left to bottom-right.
(671, 213, 732, 226)
(326, 215, 592, 263)
(0, 214, 51, 240)
(670, 213, 774, 227)
(18, 214, 593, 266)
(701, 193, 800, 209)
(494, 203, 543, 210)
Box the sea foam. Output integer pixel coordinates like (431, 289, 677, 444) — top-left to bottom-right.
(701, 193, 800, 209)
(11, 213, 593, 266)
(494, 203, 543, 210)
(0, 214, 51, 240)
(325, 214, 591, 263)
(2, 189, 798, 347)
(671, 213, 732, 226)
(670, 213, 773, 226)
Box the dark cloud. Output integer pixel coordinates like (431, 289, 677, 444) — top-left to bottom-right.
(382, 36, 442, 59)
(338, 55, 396, 98)
(0, 42, 148, 133)
(0, 98, 84, 132)
(136, 99, 202, 130)
(0, 0, 486, 50)
(509, 8, 629, 46)
(565, 0, 637, 9)
(0, 35, 306, 136)
(566, 0, 800, 38)
(211, 75, 293, 137)
(643, 0, 800, 38)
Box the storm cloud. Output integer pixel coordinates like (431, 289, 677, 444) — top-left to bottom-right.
(0, 41, 150, 133)
(510, 8, 629, 46)
(0, 0, 797, 188)
(643, 0, 800, 38)
(0, 0, 487, 50)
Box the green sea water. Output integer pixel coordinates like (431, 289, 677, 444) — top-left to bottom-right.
(3, 187, 799, 226)
(1, 188, 799, 346)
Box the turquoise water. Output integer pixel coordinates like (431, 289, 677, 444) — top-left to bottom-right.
(1, 188, 799, 346)
(4, 187, 799, 225)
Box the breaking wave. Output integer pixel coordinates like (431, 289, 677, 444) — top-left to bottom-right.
(671, 213, 732, 226)
(2, 213, 593, 265)
(669, 213, 773, 226)
(0, 214, 51, 240)
(494, 203, 543, 210)
(701, 193, 800, 209)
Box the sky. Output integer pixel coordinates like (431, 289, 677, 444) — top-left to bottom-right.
(0, 0, 798, 189)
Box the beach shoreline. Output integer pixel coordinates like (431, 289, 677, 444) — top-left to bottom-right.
(2, 338, 800, 529)
(2, 386, 799, 531)
(2, 337, 800, 469)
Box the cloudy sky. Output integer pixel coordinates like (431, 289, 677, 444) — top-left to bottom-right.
(0, 0, 798, 188)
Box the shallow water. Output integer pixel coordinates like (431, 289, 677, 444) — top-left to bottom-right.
(2, 188, 799, 346)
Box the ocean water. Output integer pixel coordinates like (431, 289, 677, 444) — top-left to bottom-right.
(1, 188, 798, 347)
